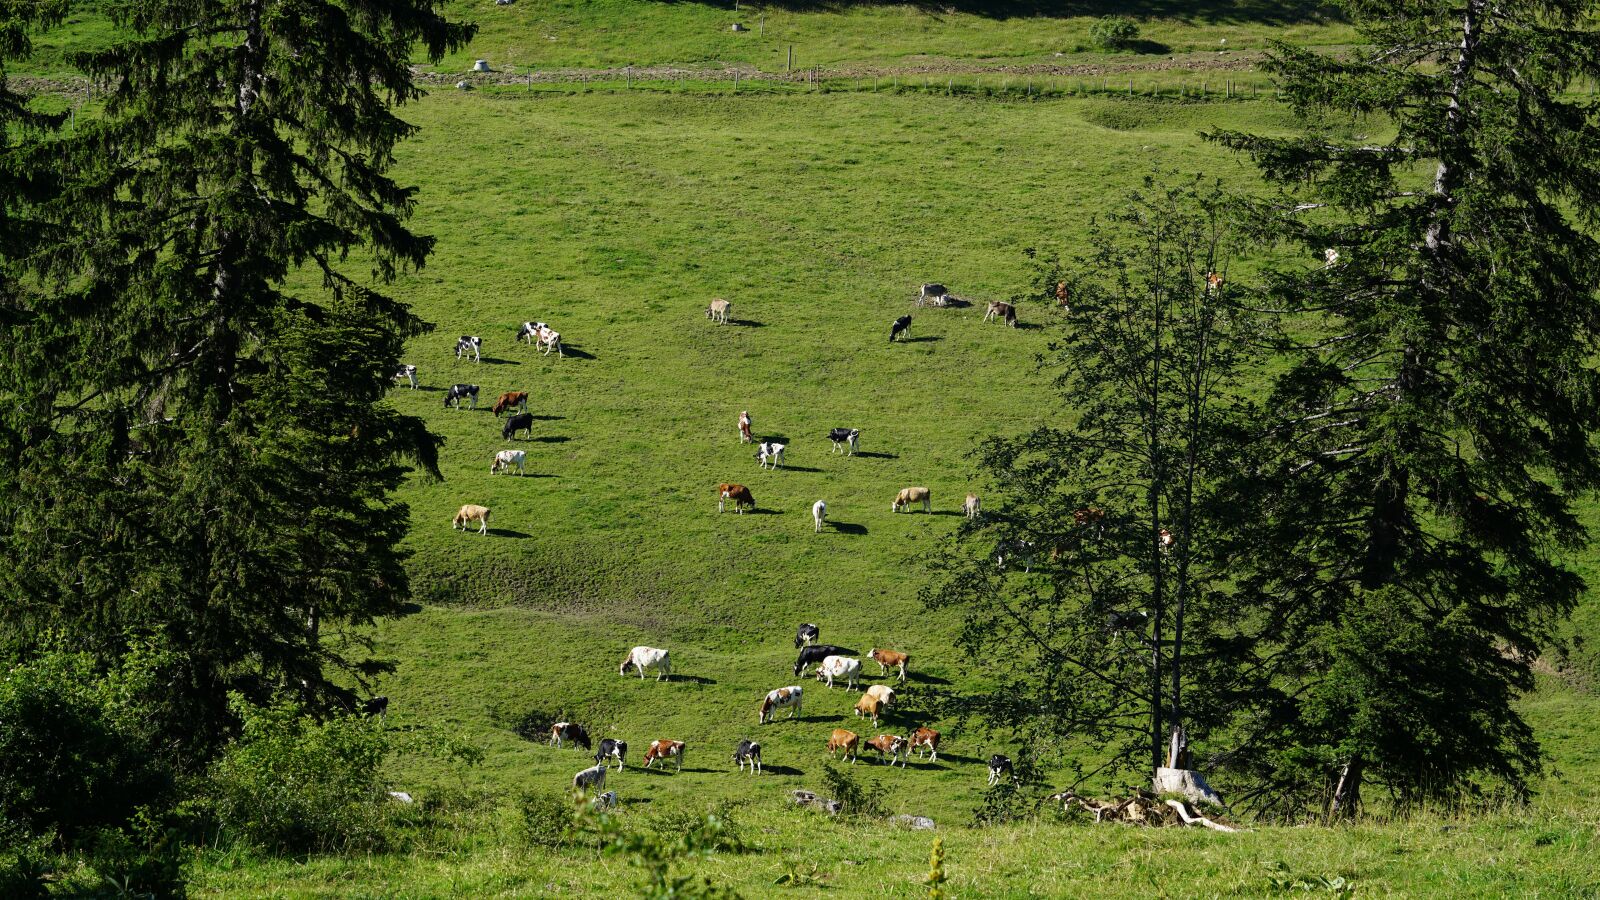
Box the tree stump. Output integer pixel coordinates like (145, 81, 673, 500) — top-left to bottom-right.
(1154, 767, 1227, 807)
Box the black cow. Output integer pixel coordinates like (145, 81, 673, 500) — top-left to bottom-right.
(595, 738, 628, 772)
(889, 314, 912, 342)
(502, 412, 535, 441)
(732, 739, 762, 774)
(827, 428, 860, 456)
(793, 644, 853, 677)
(360, 696, 389, 718)
(794, 623, 820, 649)
(988, 754, 1013, 786)
(444, 383, 479, 410)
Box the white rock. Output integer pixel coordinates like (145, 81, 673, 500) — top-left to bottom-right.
(388, 791, 414, 804)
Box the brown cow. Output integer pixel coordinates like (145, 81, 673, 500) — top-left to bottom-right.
(718, 483, 755, 514)
(909, 726, 940, 762)
(493, 391, 529, 417)
(827, 728, 860, 764)
(870, 648, 909, 683)
(854, 693, 885, 727)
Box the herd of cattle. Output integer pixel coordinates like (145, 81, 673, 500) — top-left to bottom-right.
(550, 627, 1015, 807)
(390, 287, 1035, 806)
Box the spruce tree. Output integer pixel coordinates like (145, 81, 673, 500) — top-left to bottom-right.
(0, 1, 470, 756)
(1209, 0, 1600, 816)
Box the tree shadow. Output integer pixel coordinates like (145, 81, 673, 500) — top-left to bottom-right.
(397, 601, 426, 616)
(488, 528, 532, 539)
(671, 675, 719, 685)
(830, 521, 869, 536)
(908, 672, 951, 686)
(853, 451, 899, 460)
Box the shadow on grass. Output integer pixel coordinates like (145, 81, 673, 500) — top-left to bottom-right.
(853, 451, 898, 460)
(620, 797, 653, 806)
(806, 714, 847, 724)
(908, 672, 951, 685)
(900, 335, 942, 344)
(487, 528, 532, 539)
(503, 472, 559, 479)
(527, 435, 570, 444)
(1012, 321, 1046, 331)
(475, 356, 520, 366)
(729, 319, 766, 328)
(760, 765, 804, 777)
(742, 508, 784, 515)
(830, 521, 869, 535)
(532, 414, 566, 421)
(671, 675, 719, 685)
(639, 0, 1338, 26)
(775, 464, 823, 473)
(556, 346, 597, 360)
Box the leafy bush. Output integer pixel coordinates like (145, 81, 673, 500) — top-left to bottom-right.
(819, 764, 886, 818)
(0, 649, 175, 845)
(518, 790, 577, 848)
(204, 695, 393, 854)
(87, 826, 187, 900)
(1089, 16, 1140, 52)
(0, 841, 49, 900)
(648, 800, 743, 852)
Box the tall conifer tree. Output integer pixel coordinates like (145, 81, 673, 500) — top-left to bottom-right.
(0, 1, 471, 755)
(1210, 0, 1600, 815)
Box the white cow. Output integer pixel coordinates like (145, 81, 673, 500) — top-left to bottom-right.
(814, 655, 861, 690)
(865, 684, 896, 708)
(490, 449, 526, 476)
(620, 646, 672, 681)
(812, 500, 826, 533)
(964, 493, 981, 520)
(573, 763, 607, 793)
(757, 441, 785, 469)
(759, 686, 804, 724)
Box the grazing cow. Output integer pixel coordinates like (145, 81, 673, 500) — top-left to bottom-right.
(826, 728, 860, 763)
(1324, 248, 1340, 268)
(1073, 507, 1105, 526)
(550, 722, 592, 750)
(759, 685, 804, 724)
(892, 487, 931, 513)
(452, 504, 490, 535)
(871, 643, 911, 681)
(1205, 271, 1224, 294)
(854, 693, 885, 726)
(718, 483, 755, 514)
(595, 738, 628, 772)
(517, 321, 541, 344)
(393, 364, 418, 389)
(490, 449, 526, 476)
(732, 739, 762, 774)
(360, 696, 389, 718)
(866, 684, 897, 707)
(917, 283, 948, 307)
(909, 726, 941, 762)
(988, 754, 1013, 786)
(1158, 528, 1174, 551)
(537, 327, 563, 357)
(995, 537, 1035, 573)
(963, 493, 981, 520)
(493, 391, 529, 417)
(828, 428, 860, 456)
(984, 301, 1018, 327)
(756, 441, 785, 469)
(889, 314, 912, 342)
(643, 739, 686, 772)
(738, 411, 753, 444)
(1056, 281, 1070, 309)
(1107, 609, 1148, 633)
(793, 644, 850, 677)
(591, 790, 618, 810)
(707, 298, 731, 324)
(865, 734, 908, 767)
(502, 413, 535, 441)
(620, 646, 672, 681)
(444, 383, 479, 410)
(812, 500, 826, 533)
(573, 763, 607, 793)
(455, 335, 482, 363)
(814, 655, 862, 690)
(794, 624, 820, 648)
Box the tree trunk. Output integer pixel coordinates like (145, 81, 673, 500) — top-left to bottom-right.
(1328, 755, 1363, 821)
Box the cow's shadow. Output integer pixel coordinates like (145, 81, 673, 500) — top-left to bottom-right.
(474, 356, 520, 366)
(532, 435, 570, 444)
(806, 714, 846, 724)
(902, 335, 941, 343)
(743, 508, 783, 516)
(829, 522, 868, 535)
(908, 672, 951, 686)
(776, 465, 823, 473)
(556, 346, 597, 360)
(488, 528, 532, 539)
(505, 472, 559, 479)
(531, 415, 565, 422)
(853, 451, 898, 460)
(670, 675, 718, 686)
(1012, 322, 1045, 331)
(728, 319, 765, 328)
(760, 765, 803, 776)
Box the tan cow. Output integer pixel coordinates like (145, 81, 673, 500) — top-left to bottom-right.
(854, 693, 885, 727)
(452, 504, 490, 535)
(892, 487, 931, 513)
(827, 728, 860, 764)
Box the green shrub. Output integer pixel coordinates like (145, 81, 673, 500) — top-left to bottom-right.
(87, 826, 187, 900)
(204, 695, 392, 854)
(518, 790, 577, 848)
(0, 842, 49, 900)
(819, 763, 886, 818)
(648, 800, 743, 852)
(1089, 16, 1140, 52)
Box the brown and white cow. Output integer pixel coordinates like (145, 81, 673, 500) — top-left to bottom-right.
(643, 739, 686, 772)
(493, 390, 529, 417)
(870, 648, 909, 683)
(865, 684, 897, 708)
(760, 685, 804, 724)
(865, 734, 908, 767)
(719, 483, 755, 514)
(909, 726, 941, 762)
(827, 728, 860, 764)
(892, 487, 931, 513)
(984, 301, 1017, 327)
(549, 722, 591, 750)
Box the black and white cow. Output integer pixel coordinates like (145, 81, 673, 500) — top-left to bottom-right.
(444, 383, 479, 410)
(550, 722, 592, 750)
(889, 314, 912, 343)
(393, 364, 418, 389)
(517, 321, 540, 344)
(502, 412, 534, 441)
(595, 738, 628, 772)
(732, 739, 762, 774)
(360, 696, 389, 718)
(456, 335, 482, 363)
(794, 623, 820, 649)
(828, 428, 860, 456)
(987, 754, 1013, 786)
(1106, 609, 1149, 633)
(793, 644, 852, 677)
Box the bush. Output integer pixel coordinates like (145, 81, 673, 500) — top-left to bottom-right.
(518, 790, 577, 848)
(648, 800, 743, 853)
(819, 764, 886, 818)
(204, 696, 393, 854)
(1089, 16, 1141, 52)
